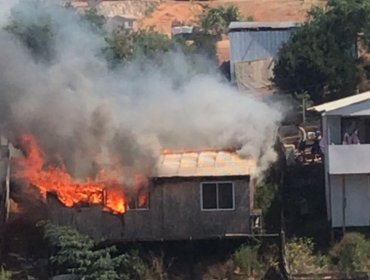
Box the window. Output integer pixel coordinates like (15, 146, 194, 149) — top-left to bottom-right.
(201, 182, 234, 210)
(128, 189, 149, 210)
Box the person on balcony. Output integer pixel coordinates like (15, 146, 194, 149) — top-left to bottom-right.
(311, 131, 322, 163)
(350, 129, 360, 144)
(343, 129, 350, 144)
(297, 125, 307, 162)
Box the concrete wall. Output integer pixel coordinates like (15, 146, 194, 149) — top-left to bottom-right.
(47, 177, 251, 241)
(330, 174, 370, 227)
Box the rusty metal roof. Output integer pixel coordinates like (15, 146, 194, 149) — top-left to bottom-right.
(156, 150, 256, 178)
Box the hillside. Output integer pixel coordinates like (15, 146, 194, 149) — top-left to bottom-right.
(140, 0, 327, 35)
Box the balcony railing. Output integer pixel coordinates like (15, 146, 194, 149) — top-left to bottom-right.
(328, 144, 370, 174)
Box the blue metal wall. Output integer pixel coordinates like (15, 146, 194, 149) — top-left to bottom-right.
(229, 30, 294, 82)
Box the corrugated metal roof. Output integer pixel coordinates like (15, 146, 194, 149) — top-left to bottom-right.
(156, 150, 256, 178)
(308, 91, 370, 113)
(229, 21, 299, 31)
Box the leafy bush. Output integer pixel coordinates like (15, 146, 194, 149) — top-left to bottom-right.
(42, 221, 151, 280)
(0, 268, 11, 280)
(285, 237, 328, 274)
(330, 232, 370, 275)
(200, 6, 241, 35)
(233, 245, 263, 277)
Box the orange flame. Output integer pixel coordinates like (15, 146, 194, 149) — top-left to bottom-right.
(13, 134, 149, 214)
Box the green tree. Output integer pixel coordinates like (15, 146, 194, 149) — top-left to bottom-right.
(200, 5, 241, 35)
(104, 28, 185, 66)
(5, 5, 54, 62)
(274, 0, 370, 104)
(83, 8, 106, 33)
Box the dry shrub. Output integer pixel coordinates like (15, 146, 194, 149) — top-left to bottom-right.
(285, 237, 328, 275)
(330, 232, 370, 275)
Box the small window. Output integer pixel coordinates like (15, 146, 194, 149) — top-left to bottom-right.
(128, 189, 149, 210)
(201, 182, 234, 210)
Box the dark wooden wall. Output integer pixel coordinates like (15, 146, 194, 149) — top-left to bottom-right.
(47, 176, 251, 241)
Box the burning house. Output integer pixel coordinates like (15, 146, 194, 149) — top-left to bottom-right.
(0, 0, 282, 244)
(45, 149, 257, 241)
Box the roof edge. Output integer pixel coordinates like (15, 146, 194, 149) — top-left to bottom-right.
(307, 90, 370, 113)
(229, 21, 300, 31)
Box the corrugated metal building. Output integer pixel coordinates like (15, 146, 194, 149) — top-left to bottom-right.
(229, 21, 298, 91)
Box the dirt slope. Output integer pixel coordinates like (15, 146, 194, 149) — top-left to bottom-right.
(140, 0, 327, 35)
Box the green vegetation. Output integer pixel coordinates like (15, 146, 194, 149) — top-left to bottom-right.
(83, 7, 106, 33)
(144, 2, 159, 17)
(285, 237, 328, 274)
(200, 5, 241, 35)
(0, 268, 11, 280)
(330, 232, 370, 275)
(43, 222, 152, 280)
(105, 28, 175, 64)
(233, 245, 263, 277)
(5, 2, 55, 62)
(255, 182, 278, 216)
(284, 233, 370, 276)
(274, 0, 370, 104)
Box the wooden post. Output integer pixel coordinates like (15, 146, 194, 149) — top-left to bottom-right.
(302, 97, 306, 125)
(342, 175, 346, 234)
(5, 155, 10, 222)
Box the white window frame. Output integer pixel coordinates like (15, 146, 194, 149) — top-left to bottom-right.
(200, 181, 235, 211)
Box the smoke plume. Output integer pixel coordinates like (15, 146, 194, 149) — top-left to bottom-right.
(0, 0, 282, 183)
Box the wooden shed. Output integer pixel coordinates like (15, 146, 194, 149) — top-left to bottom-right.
(47, 149, 257, 241)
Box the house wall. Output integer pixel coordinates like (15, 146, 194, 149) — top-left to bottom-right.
(330, 174, 370, 227)
(47, 176, 251, 241)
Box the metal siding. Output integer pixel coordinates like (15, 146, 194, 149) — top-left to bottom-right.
(230, 30, 293, 81)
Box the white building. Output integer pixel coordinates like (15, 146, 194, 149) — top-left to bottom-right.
(309, 91, 370, 229)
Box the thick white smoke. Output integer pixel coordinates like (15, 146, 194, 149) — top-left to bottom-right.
(0, 0, 282, 182)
